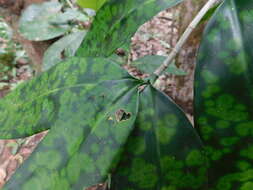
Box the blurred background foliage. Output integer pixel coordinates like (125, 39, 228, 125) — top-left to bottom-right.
(0, 16, 31, 92)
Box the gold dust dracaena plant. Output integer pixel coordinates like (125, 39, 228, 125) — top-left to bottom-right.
(0, 0, 253, 189)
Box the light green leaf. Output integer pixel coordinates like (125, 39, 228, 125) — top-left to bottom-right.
(167, 62, 187, 76)
(43, 31, 87, 71)
(77, 0, 107, 11)
(132, 55, 187, 75)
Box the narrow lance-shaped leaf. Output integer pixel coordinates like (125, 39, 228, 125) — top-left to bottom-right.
(0, 57, 130, 139)
(194, 0, 253, 189)
(111, 86, 207, 190)
(77, 0, 185, 57)
(2, 57, 141, 190)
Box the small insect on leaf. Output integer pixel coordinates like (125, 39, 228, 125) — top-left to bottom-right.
(115, 109, 131, 122)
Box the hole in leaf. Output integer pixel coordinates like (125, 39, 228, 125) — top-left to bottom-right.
(115, 109, 131, 122)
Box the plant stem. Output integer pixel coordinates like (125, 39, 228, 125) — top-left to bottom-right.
(153, 0, 221, 77)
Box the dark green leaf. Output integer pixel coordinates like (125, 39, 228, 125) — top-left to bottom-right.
(43, 31, 87, 71)
(194, 0, 253, 189)
(199, 3, 221, 25)
(77, 0, 185, 57)
(111, 85, 207, 190)
(19, 2, 71, 41)
(132, 55, 187, 75)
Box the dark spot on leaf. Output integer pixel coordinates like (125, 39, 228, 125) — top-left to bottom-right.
(115, 109, 131, 122)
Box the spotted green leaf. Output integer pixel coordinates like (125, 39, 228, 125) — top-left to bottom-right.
(1, 56, 206, 189)
(77, 0, 107, 11)
(194, 0, 253, 189)
(19, 2, 71, 41)
(111, 85, 207, 190)
(3, 60, 140, 190)
(77, 0, 185, 57)
(43, 31, 87, 71)
(132, 55, 187, 75)
(0, 57, 130, 139)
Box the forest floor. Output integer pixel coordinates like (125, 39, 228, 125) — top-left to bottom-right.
(0, 6, 198, 189)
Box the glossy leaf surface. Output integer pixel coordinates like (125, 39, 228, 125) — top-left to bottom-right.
(77, 0, 184, 57)
(19, 2, 71, 41)
(1, 56, 206, 189)
(194, 0, 253, 189)
(111, 86, 207, 190)
(43, 31, 86, 71)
